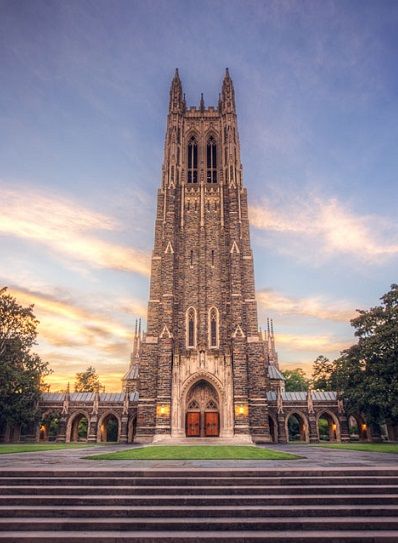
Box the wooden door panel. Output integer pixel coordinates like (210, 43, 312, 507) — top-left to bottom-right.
(186, 412, 200, 437)
(205, 411, 219, 437)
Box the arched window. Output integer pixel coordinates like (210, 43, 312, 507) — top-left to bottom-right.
(207, 136, 217, 183)
(186, 307, 196, 348)
(187, 136, 198, 183)
(209, 307, 219, 348)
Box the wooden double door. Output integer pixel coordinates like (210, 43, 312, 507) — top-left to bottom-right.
(186, 411, 219, 437)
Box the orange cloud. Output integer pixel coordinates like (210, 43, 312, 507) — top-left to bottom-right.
(0, 185, 150, 276)
(6, 286, 147, 391)
(257, 289, 356, 323)
(277, 332, 350, 353)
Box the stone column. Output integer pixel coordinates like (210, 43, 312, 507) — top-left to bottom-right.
(308, 413, 319, 443)
(339, 414, 350, 442)
(56, 417, 67, 443)
(119, 416, 128, 443)
(277, 413, 288, 444)
(87, 415, 98, 443)
(369, 422, 383, 443)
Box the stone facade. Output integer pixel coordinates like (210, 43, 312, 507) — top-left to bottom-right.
(131, 69, 273, 443)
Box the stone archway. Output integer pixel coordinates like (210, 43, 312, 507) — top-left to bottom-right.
(98, 412, 120, 442)
(38, 411, 61, 442)
(348, 414, 368, 441)
(67, 412, 89, 442)
(317, 410, 340, 442)
(185, 379, 220, 437)
(286, 412, 309, 442)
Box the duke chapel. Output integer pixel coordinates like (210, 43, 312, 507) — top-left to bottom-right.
(134, 68, 272, 443)
(5, 69, 378, 445)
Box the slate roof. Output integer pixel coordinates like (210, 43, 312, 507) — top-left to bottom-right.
(123, 364, 139, 381)
(41, 391, 139, 403)
(266, 390, 337, 401)
(268, 366, 285, 381)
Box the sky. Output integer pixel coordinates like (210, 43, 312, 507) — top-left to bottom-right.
(1, 0, 397, 391)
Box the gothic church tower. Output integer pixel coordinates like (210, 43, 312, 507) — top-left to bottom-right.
(135, 69, 271, 443)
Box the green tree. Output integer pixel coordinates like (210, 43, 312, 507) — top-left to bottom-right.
(281, 368, 310, 392)
(311, 355, 334, 390)
(0, 287, 51, 429)
(331, 284, 398, 426)
(74, 365, 101, 392)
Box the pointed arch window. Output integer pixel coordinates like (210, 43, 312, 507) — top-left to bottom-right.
(209, 307, 219, 348)
(187, 136, 198, 183)
(207, 136, 217, 183)
(186, 307, 197, 348)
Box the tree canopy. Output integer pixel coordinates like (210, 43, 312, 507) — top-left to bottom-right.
(312, 284, 398, 425)
(74, 365, 101, 392)
(281, 368, 310, 392)
(0, 287, 51, 429)
(311, 355, 334, 391)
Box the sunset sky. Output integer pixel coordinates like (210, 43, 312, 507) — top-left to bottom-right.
(1, 0, 397, 391)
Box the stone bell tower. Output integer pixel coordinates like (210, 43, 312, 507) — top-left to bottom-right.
(135, 69, 271, 443)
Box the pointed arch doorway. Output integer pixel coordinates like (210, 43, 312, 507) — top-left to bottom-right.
(185, 379, 220, 437)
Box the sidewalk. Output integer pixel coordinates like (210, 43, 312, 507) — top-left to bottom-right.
(0, 443, 397, 470)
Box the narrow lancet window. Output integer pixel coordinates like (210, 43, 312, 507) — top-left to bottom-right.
(207, 136, 217, 183)
(187, 307, 196, 348)
(209, 307, 219, 348)
(187, 136, 198, 183)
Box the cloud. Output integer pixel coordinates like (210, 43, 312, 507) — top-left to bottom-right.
(277, 332, 350, 354)
(0, 184, 151, 276)
(3, 285, 148, 390)
(257, 289, 356, 323)
(7, 286, 146, 344)
(250, 193, 398, 263)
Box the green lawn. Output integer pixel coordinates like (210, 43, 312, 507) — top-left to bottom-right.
(316, 443, 398, 454)
(0, 443, 95, 454)
(87, 445, 302, 460)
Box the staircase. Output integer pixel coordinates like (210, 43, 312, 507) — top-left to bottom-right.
(0, 468, 397, 542)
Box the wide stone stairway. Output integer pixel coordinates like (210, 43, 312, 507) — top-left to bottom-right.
(0, 468, 397, 542)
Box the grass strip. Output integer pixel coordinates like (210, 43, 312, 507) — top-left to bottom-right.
(87, 445, 302, 460)
(315, 443, 398, 454)
(0, 443, 95, 454)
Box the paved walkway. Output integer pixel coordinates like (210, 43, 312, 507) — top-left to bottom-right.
(0, 443, 397, 470)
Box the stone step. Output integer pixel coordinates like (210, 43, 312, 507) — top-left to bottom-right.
(0, 504, 397, 518)
(2, 476, 397, 486)
(1, 517, 398, 532)
(1, 484, 397, 496)
(1, 530, 398, 542)
(1, 469, 398, 478)
(1, 494, 396, 506)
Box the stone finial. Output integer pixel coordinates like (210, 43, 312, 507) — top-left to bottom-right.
(169, 68, 183, 113)
(307, 388, 314, 414)
(277, 387, 284, 414)
(200, 93, 205, 112)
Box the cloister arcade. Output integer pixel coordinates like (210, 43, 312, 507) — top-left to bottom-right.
(0, 388, 386, 444)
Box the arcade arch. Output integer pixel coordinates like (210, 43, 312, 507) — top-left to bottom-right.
(67, 412, 89, 442)
(98, 412, 120, 442)
(286, 412, 309, 442)
(317, 410, 340, 442)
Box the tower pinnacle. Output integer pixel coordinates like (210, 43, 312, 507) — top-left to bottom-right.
(169, 68, 183, 113)
(221, 67, 235, 113)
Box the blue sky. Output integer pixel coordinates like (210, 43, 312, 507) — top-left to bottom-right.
(1, 0, 397, 390)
